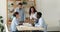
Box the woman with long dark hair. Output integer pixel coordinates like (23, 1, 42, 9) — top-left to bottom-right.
(29, 6, 37, 19)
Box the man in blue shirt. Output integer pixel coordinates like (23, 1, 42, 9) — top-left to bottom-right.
(15, 3, 25, 23)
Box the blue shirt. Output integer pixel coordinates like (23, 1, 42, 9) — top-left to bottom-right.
(15, 8, 25, 21)
(10, 17, 19, 31)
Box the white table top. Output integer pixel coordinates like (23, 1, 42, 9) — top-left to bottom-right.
(16, 25, 44, 31)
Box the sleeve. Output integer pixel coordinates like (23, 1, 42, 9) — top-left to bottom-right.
(38, 18, 44, 27)
(23, 9, 26, 21)
(13, 18, 18, 25)
(14, 8, 16, 12)
(30, 15, 32, 19)
(33, 12, 37, 19)
(15, 20, 18, 25)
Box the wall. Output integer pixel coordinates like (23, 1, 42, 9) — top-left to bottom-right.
(0, 0, 7, 24)
(36, 0, 60, 31)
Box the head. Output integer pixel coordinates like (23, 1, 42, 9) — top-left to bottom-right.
(13, 12, 20, 18)
(37, 12, 42, 19)
(18, 3, 23, 8)
(29, 6, 37, 15)
(11, 3, 14, 6)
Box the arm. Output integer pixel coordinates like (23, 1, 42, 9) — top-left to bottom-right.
(38, 18, 45, 27)
(14, 8, 19, 12)
(35, 18, 44, 27)
(33, 12, 37, 19)
(23, 9, 26, 21)
(13, 18, 19, 25)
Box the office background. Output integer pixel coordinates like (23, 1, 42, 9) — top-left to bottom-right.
(0, 0, 60, 31)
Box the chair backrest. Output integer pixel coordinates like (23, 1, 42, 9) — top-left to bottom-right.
(5, 24, 9, 32)
(43, 24, 47, 32)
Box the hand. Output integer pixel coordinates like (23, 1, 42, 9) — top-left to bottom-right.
(19, 23, 23, 25)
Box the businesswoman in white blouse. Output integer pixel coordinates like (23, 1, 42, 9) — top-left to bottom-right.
(29, 6, 37, 20)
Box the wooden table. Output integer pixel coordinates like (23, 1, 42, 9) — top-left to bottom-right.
(16, 26, 44, 32)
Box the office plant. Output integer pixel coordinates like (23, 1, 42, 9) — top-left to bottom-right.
(0, 16, 4, 32)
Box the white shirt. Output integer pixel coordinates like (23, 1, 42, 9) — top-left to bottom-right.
(10, 17, 19, 31)
(35, 17, 45, 27)
(30, 12, 37, 19)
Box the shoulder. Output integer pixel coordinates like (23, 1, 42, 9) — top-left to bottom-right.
(12, 17, 16, 21)
(39, 17, 44, 21)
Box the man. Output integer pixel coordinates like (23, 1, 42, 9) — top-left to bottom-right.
(15, 3, 25, 23)
(33, 12, 45, 32)
(35, 12, 45, 27)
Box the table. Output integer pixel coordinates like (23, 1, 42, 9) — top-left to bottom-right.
(16, 26, 44, 32)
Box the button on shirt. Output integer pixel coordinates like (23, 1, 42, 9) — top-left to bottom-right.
(10, 17, 19, 31)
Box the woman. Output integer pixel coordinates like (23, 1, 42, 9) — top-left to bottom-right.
(29, 6, 37, 20)
(10, 12, 20, 32)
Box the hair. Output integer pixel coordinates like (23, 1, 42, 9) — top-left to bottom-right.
(29, 6, 37, 15)
(37, 12, 42, 18)
(13, 12, 19, 17)
(11, 3, 14, 5)
(18, 3, 23, 5)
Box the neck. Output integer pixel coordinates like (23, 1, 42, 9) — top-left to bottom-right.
(16, 17, 19, 19)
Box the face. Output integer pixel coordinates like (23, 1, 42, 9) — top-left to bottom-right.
(16, 14, 20, 18)
(37, 14, 40, 19)
(31, 8, 34, 13)
(18, 5, 22, 8)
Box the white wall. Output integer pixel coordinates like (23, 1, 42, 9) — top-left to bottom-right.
(36, 0, 60, 31)
(0, 0, 7, 24)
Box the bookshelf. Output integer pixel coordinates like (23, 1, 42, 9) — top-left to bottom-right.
(7, 0, 36, 26)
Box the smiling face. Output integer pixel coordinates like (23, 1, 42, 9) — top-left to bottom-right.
(31, 8, 34, 13)
(16, 14, 20, 19)
(18, 5, 22, 9)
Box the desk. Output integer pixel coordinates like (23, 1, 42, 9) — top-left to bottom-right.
(16, 26, 44, 32)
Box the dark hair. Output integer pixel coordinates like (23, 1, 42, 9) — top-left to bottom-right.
(18, 3, 23, 5)
(29, 6, 37, 15)
(11, 3, 14, 5)
(37, 12, 42, 18)
(13, 12, 19, 17)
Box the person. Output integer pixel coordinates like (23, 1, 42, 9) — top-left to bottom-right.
(29, 6, 37, 20)
(35, 12, 45, 27)
(15, 3, 25, 23)
(10, 12, 20, 32)
(34, 12, 45, 32)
